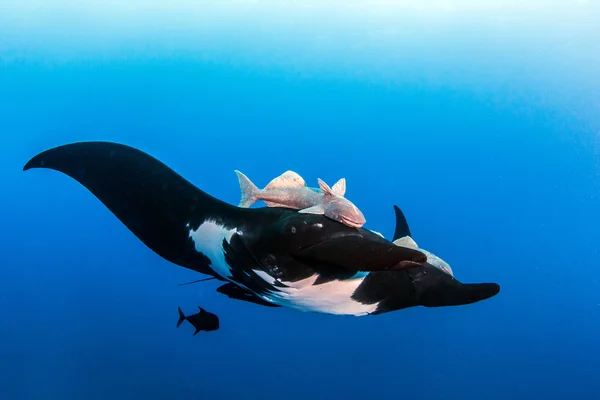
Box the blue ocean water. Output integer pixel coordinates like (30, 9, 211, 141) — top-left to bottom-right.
(1, 1, 600, 399)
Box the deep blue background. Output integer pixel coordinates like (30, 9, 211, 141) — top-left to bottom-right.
(1, 2, 599, 399)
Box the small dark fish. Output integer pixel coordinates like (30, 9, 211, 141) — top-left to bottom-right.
(176, 306, 220, 334)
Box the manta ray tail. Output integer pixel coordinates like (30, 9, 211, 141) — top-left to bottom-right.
(178, 277, 217, 286)
(234, 170, 261, 208)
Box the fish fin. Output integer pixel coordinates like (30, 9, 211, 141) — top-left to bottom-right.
(193, 328, 201, 335)
(409, 265, 500, 307)
(331, 178, 346, 196)
(177, 306, 186, 328)
(298, 204, 325, 214)
(264, 170, 306, 190)
(393, 236, 418, 249)
(197, 306, 206, 313)
(235, 170, 261, 208)
(317, 178, 335, 196)
(392, 205, 412, 240)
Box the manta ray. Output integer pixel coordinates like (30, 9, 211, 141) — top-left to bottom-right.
(23, 141, 500, 317)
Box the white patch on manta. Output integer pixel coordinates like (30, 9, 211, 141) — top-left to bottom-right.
(253, 269, 278, 286)
(254, 272, 378, 317)
(187, 219, 238, 280)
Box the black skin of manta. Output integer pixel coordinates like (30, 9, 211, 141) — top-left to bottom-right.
(23, 141, 500, 316)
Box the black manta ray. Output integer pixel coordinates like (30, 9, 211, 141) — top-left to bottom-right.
(23, 141, 500, 317)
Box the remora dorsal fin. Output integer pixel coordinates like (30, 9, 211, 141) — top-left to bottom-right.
(317, 178, 335, 196)
(264, 170, 306, 190)
(331, 178, 346, 196)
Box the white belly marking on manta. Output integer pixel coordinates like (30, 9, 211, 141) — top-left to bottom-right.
(187, 219, 238, 280)
(187, 219, 379, 316)
(253, 271, 378, 316)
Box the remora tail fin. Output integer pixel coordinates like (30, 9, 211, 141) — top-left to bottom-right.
(235, 170, 261, 208)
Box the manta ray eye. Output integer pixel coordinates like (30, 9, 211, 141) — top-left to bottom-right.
(291, 226, 296, 234)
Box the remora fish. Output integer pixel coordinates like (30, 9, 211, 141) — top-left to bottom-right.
(177, 306, 220, 334)
(235, 170, 366, 228)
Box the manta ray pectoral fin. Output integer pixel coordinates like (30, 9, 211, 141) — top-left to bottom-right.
(408, 264, 500, 307)
(452, 282, 500, 305)
(298, 204, 325, 214)
(22, 141, 241, 277)
(292, 236, 427, 272)
(393, 205, 412, 241)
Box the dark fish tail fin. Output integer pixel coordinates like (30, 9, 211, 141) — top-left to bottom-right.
(177, 306, 186, 328)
